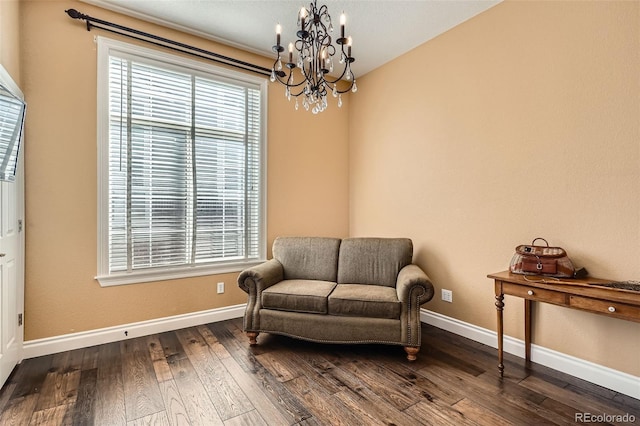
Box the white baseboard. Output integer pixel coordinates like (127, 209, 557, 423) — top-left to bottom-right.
(421, 309, 640, 400)
(23, 304, 246, 360)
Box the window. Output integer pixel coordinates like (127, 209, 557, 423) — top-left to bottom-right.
(96, 37, 266, 286)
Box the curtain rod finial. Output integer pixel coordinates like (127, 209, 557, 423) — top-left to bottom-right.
(65, 9, 84, 20)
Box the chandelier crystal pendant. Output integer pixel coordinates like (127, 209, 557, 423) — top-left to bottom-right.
(270, 0, 357, 114)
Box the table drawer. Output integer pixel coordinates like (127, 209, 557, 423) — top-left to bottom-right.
(502, 282, 566, 304)
(569, 296, 640, 322)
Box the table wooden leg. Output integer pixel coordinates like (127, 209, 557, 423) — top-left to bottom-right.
(524, 298, 532, 366)
(495, 292, 505, 377)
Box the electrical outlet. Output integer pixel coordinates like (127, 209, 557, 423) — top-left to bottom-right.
(441, 289, 453, 303)
(217, 282, 225, 294)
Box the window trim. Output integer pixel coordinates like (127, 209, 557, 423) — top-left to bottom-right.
(96, 37, 267, 287)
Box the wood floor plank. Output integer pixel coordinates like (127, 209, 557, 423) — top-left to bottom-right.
(219, 354, 294, 426)
(93, 342, 126, 426)
(145, 334, 174, 383)
(285, 374, 367, 426)
(0, 394, 39, 425)
(539, 397, 602, 426)
(29, 403, 70, 425)
(196, 324, 232, 360)
(223, 409, 269, 426)
(565, 383, 640, 419)
(81, 345, 100, 371)
(120, 339, 165, 422)
(378, 360, 464, 406)
(421, 359, 554, 424)
(159, 332, 225, 425)
(175, 327, 254, 421)
(34, 348, 85, 411)
(158, 379, 191, 426)
(9, 355, 52, 400)
(294, 350, 361, 395)
(70, 368, 98, 426)
(613, 392, 640, 417)
(165, 354, 224, 425)
(424, 330, 524, 382)
(476, 370, 546, 405)
(127, 410, 170, 426)
(517, 358, 620, 401)
(338, 358, 422, 411)
(333, 383, 422, 426)
(450, 398, 514, 426)
(423, 344, 487, 378)
(0, 382, 16, 412)
(254, 350, 304, 383)
(520, 374, 634, 418)
(404, 399, 480, 426)
(208, 322, 313, 423)
(285, 342, 410, 424)
(475, 372, 575, 426)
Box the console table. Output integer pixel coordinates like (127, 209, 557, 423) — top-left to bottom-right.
(488, 271, 640, 376)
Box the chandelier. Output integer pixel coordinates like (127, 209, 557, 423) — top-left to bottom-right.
(270, 0, 357, 114)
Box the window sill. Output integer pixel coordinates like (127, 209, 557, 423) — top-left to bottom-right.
(95, 259, 265, 287)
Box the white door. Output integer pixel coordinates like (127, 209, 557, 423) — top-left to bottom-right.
(0, 163, 24, 386)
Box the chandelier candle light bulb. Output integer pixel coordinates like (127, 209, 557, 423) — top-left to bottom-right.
(271, 0, 357, 114)
(300, 7, 307, 29)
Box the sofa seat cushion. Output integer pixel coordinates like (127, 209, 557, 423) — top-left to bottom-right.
(328, 284, 401, 319)
(262, 279, 337, 314)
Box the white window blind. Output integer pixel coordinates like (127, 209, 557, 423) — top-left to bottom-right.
(97, 38, 266, 286)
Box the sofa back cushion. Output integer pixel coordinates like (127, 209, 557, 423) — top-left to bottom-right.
(273, 237, 341, 282)
(337, 238, 413, 287)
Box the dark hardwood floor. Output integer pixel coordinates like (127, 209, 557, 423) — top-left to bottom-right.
(0, 318, 638, 425)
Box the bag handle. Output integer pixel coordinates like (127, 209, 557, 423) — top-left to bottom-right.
(531, 237, 549, 247)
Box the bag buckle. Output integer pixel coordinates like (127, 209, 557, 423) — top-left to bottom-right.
(536, 256, 543, 270)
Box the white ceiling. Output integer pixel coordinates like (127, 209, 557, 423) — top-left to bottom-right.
(80, 0, 501, 77)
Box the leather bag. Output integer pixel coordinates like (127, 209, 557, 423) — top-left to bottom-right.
(509, 238, 575, 278)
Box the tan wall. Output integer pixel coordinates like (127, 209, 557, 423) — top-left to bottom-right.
(21, 0, 349, 340)
(0, 0, 21, 82)
(349, 1, 640, 375)
(20, 0, 640, 379)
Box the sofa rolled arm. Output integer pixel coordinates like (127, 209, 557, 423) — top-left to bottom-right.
(396, 264, 435, 305)
(238, 258, 284, 332)
(396, 264, 435, 346)
(237, 258, 284, 294)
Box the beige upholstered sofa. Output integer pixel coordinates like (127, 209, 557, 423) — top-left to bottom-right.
(237, 237, 435, 360)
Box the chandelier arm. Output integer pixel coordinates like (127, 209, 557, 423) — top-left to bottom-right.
(323, 70, 347, 84)
(288, 87, 307, 98)
(272, 67, 307, 89)
(271, 56, 308, 89)
(334, 81, 355, 94)
(278, 74, 307, 89)
(323, 62, 353, 85)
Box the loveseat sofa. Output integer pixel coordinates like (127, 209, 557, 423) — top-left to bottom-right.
(237, 237, 435, 360)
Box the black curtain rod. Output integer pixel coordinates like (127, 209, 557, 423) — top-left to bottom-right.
(65, 9, 272, 77)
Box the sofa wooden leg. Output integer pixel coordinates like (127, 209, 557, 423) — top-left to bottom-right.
(247, 332, 259, 346)
(404, 346, 419, 361)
